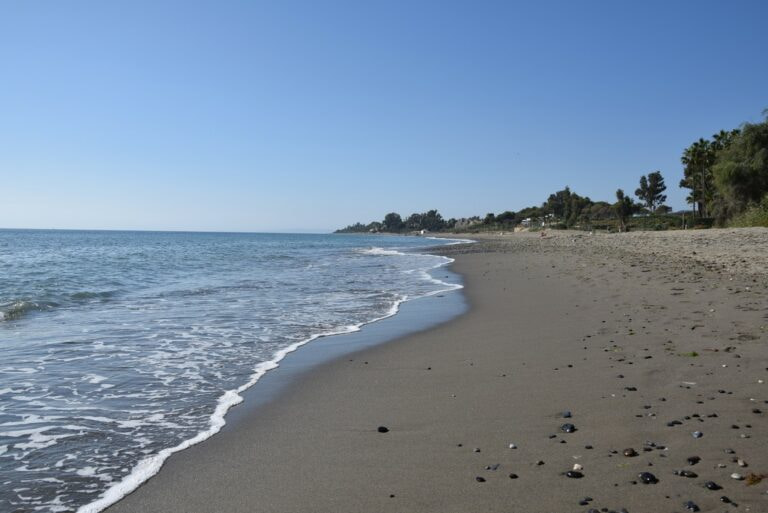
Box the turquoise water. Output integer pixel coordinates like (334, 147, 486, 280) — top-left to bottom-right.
(0, 230, 465, 512)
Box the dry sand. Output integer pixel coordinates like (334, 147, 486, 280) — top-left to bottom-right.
(107, 228, 768, 513)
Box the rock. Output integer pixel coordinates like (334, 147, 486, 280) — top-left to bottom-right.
(561, 423, 577, 433)
(704, 481, 722, 490)
(508, 473, 518, 479)
(508, 443, 517, 449)
(737, 458, 747, 467)
(562, 410, 572, 418)
(674, 470, 697, 478)
(638, 472, 658, 484)
(684, 501, 700, 512)
(485, 464, 500, 471)
(730, 473, 744, 480)
(473, 448, 481, 453)
(535, 460, 545, 466)
(667, 420, 683, 427)
(686, 456, 701, 465)
(572, 463, 583, 471)
(565, 470, 584, 479)
(623, 448, 638, 457)
(377, 426, 389, 433)
(720, 496, 732, 504)
(475, 476, 486, 482)
(691, 431, 703, 439)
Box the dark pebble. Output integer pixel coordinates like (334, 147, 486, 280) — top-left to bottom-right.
(684, 501, 700, 512)
(623, 448, 638, 457)
(561, 423, 577, 433)
(563, 410, 572, 418)
(377, 426, 389, 433)
(667, 420, 683, 427)
(508, 473, 518, 479)
(485, 463, 500, 471)
(686, 456, 701, 465)
(674, 470, 697, 478)
(535, 460, 545, 466)
(752, 408, 762, 414)
(473, 448, 481, 453)
(704, 481, 722, 490)
(638, 472, 658, 484)
(720, 496, 732, 504)
(475, 476, 486, 482)
(625, 386, 638, 391)
(565, 470, 584, 479)
(585, 445, 594, 449)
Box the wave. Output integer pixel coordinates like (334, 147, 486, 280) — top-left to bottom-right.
(70, 291, 117, 301)
(357, 247, 407, 256)
(76, 239, 469, 513)
(0, 300, 59, 322)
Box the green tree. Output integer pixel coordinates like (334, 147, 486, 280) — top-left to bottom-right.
(614, 189, 637, 232)
(712, 114, 768, 216)
(382, 212, 404, 232)
(635, 170, 667, 211)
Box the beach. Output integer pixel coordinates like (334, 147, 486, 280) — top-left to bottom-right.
(106, 229, 768, 513)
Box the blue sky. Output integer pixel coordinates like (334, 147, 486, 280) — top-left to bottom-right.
(1, 1, 766, 232)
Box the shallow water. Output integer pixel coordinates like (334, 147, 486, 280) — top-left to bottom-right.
(0, 230, 464, 513)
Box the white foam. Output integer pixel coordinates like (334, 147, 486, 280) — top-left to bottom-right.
(425, 236, 476, 245)
(76, 239, 469, 513)
(358, 247, 407, 256)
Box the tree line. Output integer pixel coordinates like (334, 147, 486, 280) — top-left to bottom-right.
(336, 109, 768, 233)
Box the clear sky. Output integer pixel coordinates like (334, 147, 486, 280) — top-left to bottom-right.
(1, 1, 766, 232)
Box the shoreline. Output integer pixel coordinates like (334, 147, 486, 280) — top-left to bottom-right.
(107, 229, 768, 512)
(77, 238, 468, 513)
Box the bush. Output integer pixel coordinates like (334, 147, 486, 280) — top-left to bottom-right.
(729, 196, 768, 227)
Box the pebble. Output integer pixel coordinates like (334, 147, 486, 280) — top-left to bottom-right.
(535, 460, 545, 466)
(691, 431, 703, 438)
(565, 470, 584, 479)
(684, 500, 700, 512)
(675, 470, 697, 478)
(704, 481, 722, 490)
(572, 463, 583, 471)
(720, 496, 733, 504)
(473, 448, 481, 453)
(377, 426, 389, 433)
(638, 472, 658, 484)
(737, 458, 747, 467)
(561, 423, 577, 433)
(562, 410, 572, 418)
(475, 476, 486, 482)
(485, 464, 500, 471)
(686, 456, 701, 465)
(508, 443, 517, 449)
(623, 448, 638, 457)
(730, 473, 744, 480)
(667, 420, 683, 427)
(508, 473, 518, 479)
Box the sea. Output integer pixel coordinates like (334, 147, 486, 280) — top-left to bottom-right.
(0, 230, 467, 513)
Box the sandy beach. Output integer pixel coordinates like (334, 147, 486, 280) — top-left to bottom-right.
(106, 228, 768, 513)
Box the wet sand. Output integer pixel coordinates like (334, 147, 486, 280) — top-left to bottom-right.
(107, 229, 768, 513)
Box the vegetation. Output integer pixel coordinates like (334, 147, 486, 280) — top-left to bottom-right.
(635, 171, 667, 212)
(336, 109, 768, 234)
(680, 110, 768, 224)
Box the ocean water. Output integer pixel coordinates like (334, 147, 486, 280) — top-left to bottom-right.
(0, 230, 466, 513)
